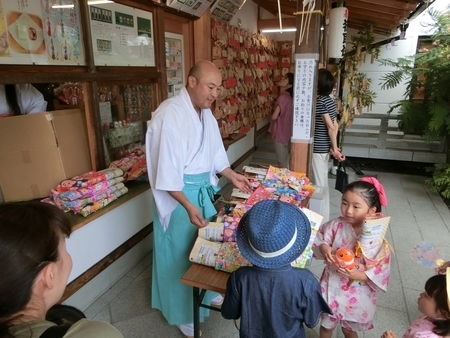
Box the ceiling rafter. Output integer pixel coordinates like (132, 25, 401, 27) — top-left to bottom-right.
(253, 0, 425, 36)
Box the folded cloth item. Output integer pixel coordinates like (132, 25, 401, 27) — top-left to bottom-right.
(53, 178, 124, 201)
(54, 191, 111, 210)
(79, 196, 117, 217)
(56, 168, 123, 192)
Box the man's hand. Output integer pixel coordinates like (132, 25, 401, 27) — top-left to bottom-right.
(221, 168, 253, 194)
(186, 204, 208, 228)
(168, 191, 208, 228)
(230, 173, 253, 194)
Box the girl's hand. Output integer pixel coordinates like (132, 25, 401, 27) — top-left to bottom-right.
(435, 260, 450, 274)
(382, 330, 396, 338)
(319, 244, 335, 264)
(337, 266, 367, 281)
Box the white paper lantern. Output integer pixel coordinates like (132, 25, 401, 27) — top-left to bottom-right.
(328, 2, 348, 64)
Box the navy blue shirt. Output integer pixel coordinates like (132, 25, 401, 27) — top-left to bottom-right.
(221, 265, 332, 338)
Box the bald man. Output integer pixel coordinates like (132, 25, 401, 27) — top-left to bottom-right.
(146, 60, 252, 337)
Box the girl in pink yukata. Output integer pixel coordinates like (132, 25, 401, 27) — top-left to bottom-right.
(313, 177, 391, 338)
(382, 273, 450, 338)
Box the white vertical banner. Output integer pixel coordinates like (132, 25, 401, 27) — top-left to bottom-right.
(292, 54, 318, 142)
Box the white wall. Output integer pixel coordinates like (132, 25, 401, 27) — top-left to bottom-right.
(229, 0, 258, 32)
(66, 189, 153, 282)
(355, 0, 448, 117)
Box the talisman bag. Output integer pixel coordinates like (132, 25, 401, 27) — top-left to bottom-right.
(335, 161, 349, 193)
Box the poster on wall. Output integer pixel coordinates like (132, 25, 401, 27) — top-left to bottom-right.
(0, 0, 85, 65)
(167, 0, 211, 18)
(210, 0, 246, 22)
(89, 2, 155, 67)
(292, 55, 316, 142)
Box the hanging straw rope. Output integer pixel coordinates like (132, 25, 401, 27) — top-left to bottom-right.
(298, 0, 316, 45)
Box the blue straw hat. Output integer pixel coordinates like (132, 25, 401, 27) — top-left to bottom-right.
(237, 200, 311, 269)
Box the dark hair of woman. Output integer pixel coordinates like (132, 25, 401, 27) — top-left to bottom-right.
(4, 84, 21, 116)
(344, 180, 382, 212)
(0, 202, 72, 338)
(425, 274, 450, 337)
(317, 68, 336, 96)
(285, 72, 295, 97)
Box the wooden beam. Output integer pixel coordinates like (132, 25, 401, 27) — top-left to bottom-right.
(291, 0, 323, 177)
(345, 2, 411, 16)
(0, 66, 161, 84)
(258, 18, 297, 30)
(348, 9, 402, 25)
(348, 0, 417, 10)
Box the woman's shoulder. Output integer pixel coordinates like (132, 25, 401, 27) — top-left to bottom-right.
(66, 318, 123, 337)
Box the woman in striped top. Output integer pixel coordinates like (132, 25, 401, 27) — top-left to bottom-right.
(311, 69, 345, 223)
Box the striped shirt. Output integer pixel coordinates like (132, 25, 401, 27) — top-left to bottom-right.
(313, 95, 337, 153)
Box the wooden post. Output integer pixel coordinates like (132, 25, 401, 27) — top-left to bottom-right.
(290, 0, 324, 177)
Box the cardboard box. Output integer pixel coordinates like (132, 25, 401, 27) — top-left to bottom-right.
(0, 109, 92, 202)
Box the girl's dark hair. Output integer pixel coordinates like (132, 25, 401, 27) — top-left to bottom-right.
(286, 72, 294, 97)
(425, 274, 450, 336)
(317, 69, 336, 96)
(343, 180, 382, 212)
(4, 84, 21, 115)
(0, 202, 71, 337)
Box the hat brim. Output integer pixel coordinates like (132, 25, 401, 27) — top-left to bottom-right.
(237, 205, 311, 269)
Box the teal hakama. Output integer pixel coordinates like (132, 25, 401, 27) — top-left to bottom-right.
(151, 172, 220, 325)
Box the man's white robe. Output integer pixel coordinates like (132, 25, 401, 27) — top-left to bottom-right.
(146, 87, 230, 231)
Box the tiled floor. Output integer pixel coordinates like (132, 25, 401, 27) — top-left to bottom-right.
(82, 167, 450, 338)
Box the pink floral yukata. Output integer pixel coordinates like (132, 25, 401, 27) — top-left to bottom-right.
(403, 315, 441, 338)
(313, 217, 391, 331)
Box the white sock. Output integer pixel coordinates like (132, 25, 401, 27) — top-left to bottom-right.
(211, 294, 223, 303)
(178, 323, 194, 336)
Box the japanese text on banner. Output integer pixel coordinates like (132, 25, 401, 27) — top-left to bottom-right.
(292, 58, 315, 140)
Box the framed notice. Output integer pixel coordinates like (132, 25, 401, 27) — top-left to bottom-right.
(292, 54, 317, 142)
(167, 0, 211, 18)
(210, 0, 245, 22)
(89, 2, 155, 67)
(0, 0, 85, 65)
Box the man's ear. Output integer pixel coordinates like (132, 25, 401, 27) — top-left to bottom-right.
(187, 75, 197, 88)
